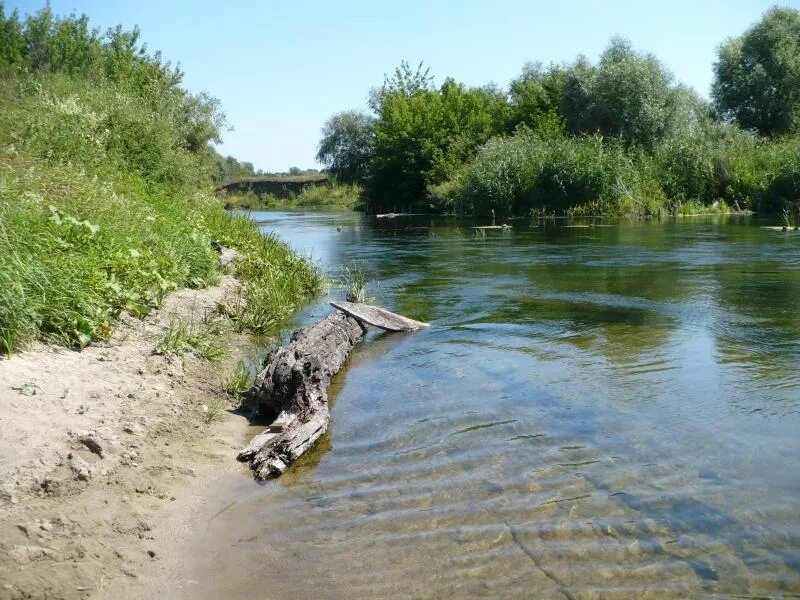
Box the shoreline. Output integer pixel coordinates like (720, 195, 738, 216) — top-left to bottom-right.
(0, 277, 260, 599)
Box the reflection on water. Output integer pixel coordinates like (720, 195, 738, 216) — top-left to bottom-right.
(181, 212, 800, 598)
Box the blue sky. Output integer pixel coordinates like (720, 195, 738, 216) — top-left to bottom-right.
(8, 0, 798, 171)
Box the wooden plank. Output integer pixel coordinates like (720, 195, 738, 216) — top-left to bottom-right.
(330, 301, 429, 331)
(471, 225, 512, 230)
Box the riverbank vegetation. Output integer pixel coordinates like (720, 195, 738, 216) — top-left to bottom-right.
(221, 182, 363, 210)
(0, 5, 322, 355)
(317, 6, 800, 218)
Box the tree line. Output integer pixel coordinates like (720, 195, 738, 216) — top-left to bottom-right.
(317, 7, 800, 216)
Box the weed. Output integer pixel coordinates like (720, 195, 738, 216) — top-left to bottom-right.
(154, 314, 226, 360)
(154, 317, 191, 356)
(204, 397, 228, 423)
(187, 314, 226, 361)
(0, 10, 323, 356)
(340, 261, 369, 303)
(222, 360, 252, 397)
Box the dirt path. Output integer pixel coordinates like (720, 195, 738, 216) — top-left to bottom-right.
(0, 277, 261, 599)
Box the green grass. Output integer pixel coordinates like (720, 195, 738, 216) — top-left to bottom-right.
(224, 174, 328, 185)
(222, 360, 252, 397)
(154, 317, 192, 356)
(204, 396, 229, 423)
(431, 127, 800, 218)
(339, 261, 369, 303)
(153, 313, 226, 360)
(0, 71, 322, 356)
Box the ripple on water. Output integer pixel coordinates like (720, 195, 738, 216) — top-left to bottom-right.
(179, 214, 800, 599)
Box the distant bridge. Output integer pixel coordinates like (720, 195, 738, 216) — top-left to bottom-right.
(215, 174, 329, 198)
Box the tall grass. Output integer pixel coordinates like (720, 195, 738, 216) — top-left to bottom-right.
(655, 124, 800, 212)
(434, 131, 663, 217)
(0, 37, 322, 355)
(432, 126, 800, 217)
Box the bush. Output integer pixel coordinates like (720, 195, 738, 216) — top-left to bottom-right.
(439, 130, 662, 217)
(0, 7, 322, 354)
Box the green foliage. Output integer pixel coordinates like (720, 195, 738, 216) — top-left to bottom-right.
(0, 5, 225, 190)
(440, 121, 800, 217)
(316, 111, 375, 183)
(204, 396, 229, 423)
(439, 130, 662, 217)
(339, 261, 369, 303)
(154, 316, 192, 356)
(222, 360, 252, 397)
(713, 6, 800, 136)
(203, 211, 322, 334)
(508, 62, 566, 136)
(294, 182, 363, 207)
(221, 182, 362, 210)
(211, 150, 257, 183)
(154, 314, 225, 360)
(0, 6, 322, 355)
(558, 38, 685, 151)
(366, 63, 509, 212)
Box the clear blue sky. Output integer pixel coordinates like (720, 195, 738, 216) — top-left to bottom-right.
(9, 0, 799, 171)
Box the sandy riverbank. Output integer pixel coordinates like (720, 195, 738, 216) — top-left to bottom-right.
(0, 277, 261, 599)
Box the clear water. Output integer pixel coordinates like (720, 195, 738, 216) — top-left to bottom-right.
(181, 212, 800, 599)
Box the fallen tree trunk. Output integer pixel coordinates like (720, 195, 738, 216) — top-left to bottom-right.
(238, 311, 366, 479)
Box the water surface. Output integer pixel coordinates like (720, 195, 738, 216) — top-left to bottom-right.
(184, 212, 800, 598)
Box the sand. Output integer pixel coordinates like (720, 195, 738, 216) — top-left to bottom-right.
(0, 276, 260, 599)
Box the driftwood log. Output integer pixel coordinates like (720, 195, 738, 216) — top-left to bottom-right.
(237, 303, 428, 479)
(238, 311, 366, 479)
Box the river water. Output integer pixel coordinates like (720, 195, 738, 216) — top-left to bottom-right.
(182, 211, 800, 598)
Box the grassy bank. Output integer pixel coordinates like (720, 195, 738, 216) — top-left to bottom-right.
(0, 7, 322, 355)
(221, 182, 363, 210)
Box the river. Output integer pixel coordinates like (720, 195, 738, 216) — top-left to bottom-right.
(180, 211, 800, 598)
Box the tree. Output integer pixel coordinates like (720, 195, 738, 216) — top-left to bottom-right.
(712, 6, 800, 136)
(0, 5, 25, 67)
(365, 63, 509, 211)
(560, 38, 682, 150)
(508, 62, 566, 136)
(316, 110, 375, 183)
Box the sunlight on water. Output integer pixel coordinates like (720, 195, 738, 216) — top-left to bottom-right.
(181, 212, 800, 599)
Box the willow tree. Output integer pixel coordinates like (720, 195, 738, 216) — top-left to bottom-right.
(713, 6, 800, 136)
(316, 110, 375, 183)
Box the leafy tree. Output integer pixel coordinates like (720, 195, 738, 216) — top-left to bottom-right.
(316, 110, 375, 183)
(370, 60, 434, 107)
(713, 6, 800, 136)
(560, 38, 682, 150)
(0, 5, 227, 188)
(366, 63, 508, 211)
(0, 4, 24, 67)
(210, 151, 257, 182)
(508, 62, 566, 136)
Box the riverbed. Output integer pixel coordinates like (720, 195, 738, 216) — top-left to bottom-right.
(178, 212, 800, 598)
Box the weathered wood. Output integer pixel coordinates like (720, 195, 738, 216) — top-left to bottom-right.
(330, 301, 429, 332)
(375, 212, 425, 218)
(238, 312, 366, 479)
(472, 224, 512, 230)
